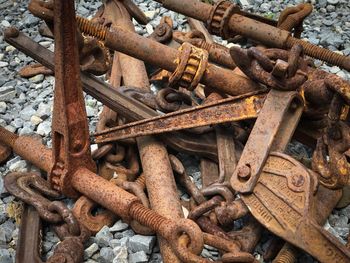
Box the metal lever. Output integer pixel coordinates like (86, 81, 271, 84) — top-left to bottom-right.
(230, 89, 304, 193)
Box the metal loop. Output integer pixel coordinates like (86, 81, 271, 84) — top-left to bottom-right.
(49, 201, 81, 237)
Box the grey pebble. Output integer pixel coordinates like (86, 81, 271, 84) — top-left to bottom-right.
(109, 220, 129, 232)
(98, 247, 114, 263)
(95, 225, 113, 247)
(37, 121, 51, 136)
(84, 243, 99, 259)
(113, 246, 128, 263)
(110, 237, 129, 248)
(129, 251, 148, 263)
(128, 235, 156, 254)
(0, 248, 12, 263)
(29, 74, 44, 84)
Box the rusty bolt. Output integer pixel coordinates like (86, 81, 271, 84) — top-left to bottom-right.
(237, 164, 251, 180)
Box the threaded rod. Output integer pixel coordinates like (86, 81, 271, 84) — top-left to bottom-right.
(76, 16, 107, 41)
(129, 202, 168, 231)
(286, 36, 350, 71)
(273, 243, 299, 263)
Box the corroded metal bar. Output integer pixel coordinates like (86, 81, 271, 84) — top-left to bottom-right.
(94, 92, 266, 143)
(154, 0, 350, 71)
(3, 28, 219, 161)
(108, 1, 184, 261)
(76, 17, 260, 96)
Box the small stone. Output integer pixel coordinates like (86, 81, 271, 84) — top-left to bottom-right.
(146, 24, 154, 35)
(12, 118, 24, 129)
(0, 102, 7, 113)
(42, 241, 54, 253)
(9, 159, 27, 172)
(113, 246, 128, 263)
(1, 20, 10, 27)
(109, 220, 129, 232)
(327, 0, 339, 4)
(20, 106, 36, 121)
(30, 115, 43, 125)
(329, 66, 340, 74)
(0, 248, 12, 263)
(36, 102, 51, 118)
(259, 2, 271, 12)
(29, 74, 45, 84)
(0, 204, 7, 224)
(5, 45, 15, 52)
(0, 61, 8, 67)
(19, 126, 33, 136)
(110, 237, 129, 248)
(86, 105, 97, 117)
(98, 247, 114, 263)
(0, 229, 7, 244)
(129, 251, 148, 263)
(128, 235, 156, 254)
(144, 10, 157, 20)
(95, 225, 113, 247)
(121, 229, 135, 238)
(84, 243, 99, 259)
(0, 86, 16, 101)
(37, 121, 51, 136)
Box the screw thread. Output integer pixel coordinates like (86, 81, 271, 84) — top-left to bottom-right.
(129, 202, 168, 231)
(135, 173, 146, 189)
(76, 16, 107, 42)
(286, 36, 350, 71)
(0, 126, 18, 147)
(273, 243, 298, 263)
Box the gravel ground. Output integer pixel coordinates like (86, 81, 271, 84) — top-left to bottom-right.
(0, 0, 349, 262)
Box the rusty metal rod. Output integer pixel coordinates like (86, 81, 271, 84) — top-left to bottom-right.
(76, 16, 260, 96)
(3, 27, 219, 161)
(0, 126, 204, 262)
(154, 0, 350, 71)
(108, 1, 185, 261)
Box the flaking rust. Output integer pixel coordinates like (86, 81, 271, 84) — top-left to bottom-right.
(0, 0, 350, 262)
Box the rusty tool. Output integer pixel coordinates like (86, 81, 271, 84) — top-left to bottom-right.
(230, 90, 304, 193)
(75, 16, 261, 96)
(1, 1, 206, 261)
(242, 152, 350, 263)
(152, 0, 350, 71)
(4, 27, 220, 161)
(93, 91, 266, 143)
(103, 0, 187, 260)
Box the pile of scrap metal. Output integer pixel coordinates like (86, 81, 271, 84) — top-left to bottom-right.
(1, 0, 350, 262)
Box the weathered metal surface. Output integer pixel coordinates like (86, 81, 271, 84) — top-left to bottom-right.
(94, 91, 266, 143)
(242, 152, 349, 263)
(2, 1, 350, 262)
(154, 0, 350, 71)
(15, 205, 43, 263)
(3, 28, 220, 160)
(76, 16, 261, 96)
(231, 90, 304, 193)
